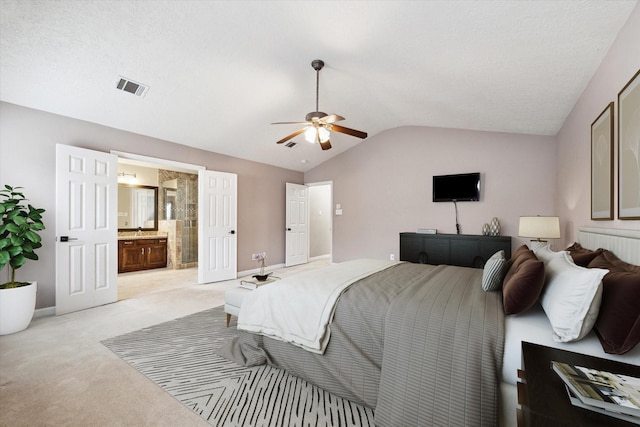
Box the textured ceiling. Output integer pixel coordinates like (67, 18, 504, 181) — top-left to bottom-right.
(0, 0, 636, 172)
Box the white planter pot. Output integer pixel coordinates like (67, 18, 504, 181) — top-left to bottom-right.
(0, 281, 37, 335)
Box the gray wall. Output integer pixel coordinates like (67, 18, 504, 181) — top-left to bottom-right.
(306, 4, 640, 264)
(556, 3, 640, 243)
(0, 102, 303, 309)
(305, 126, 558, 262)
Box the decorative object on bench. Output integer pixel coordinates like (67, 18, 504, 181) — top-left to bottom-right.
(252, 252, 270, 281)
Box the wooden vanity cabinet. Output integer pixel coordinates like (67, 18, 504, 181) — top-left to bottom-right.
(118, 238, 168, 273)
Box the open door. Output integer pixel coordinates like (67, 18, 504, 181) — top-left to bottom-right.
(198, 170, 237, 283)
(285, 183, 309, 267)
(55, 144, 118, 315)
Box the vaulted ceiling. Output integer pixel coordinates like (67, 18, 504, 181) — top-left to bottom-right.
(0, 1, 636, 172)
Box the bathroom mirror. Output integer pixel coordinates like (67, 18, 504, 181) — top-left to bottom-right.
(118, 185, 159, 231)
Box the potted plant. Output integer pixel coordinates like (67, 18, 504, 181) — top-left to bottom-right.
(0, 185, 45, 335)
(252, 252, 271, 281)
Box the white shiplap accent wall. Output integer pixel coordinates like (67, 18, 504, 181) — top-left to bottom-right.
(578, 227, 640, 265)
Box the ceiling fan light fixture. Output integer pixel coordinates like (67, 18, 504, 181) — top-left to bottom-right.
(273, 59, 367, 150)
(304, 126, 330, 143)
(318, 127, 330, 142)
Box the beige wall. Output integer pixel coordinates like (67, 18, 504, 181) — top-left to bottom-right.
(304, 3, 640, 264)
(305, 126, 557, 262)
(556, 3, 640, 244)
(0, 102, 303, 309)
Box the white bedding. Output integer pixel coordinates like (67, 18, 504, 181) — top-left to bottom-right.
(237, 259, 400, 354)
(502, 302, 640, 386)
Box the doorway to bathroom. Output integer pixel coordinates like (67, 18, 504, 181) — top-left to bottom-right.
(116, 154, 202, 300)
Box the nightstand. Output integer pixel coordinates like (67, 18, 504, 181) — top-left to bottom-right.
(517, 342, 640, 426)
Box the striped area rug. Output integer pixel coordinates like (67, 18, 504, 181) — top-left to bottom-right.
(101, 306, 373, 427)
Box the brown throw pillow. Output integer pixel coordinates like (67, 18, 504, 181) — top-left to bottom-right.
(588, 250, 640, 355)
(565, 242, 604, 267)
(505, 244, 531, 271)
(502, 250, 545, 315)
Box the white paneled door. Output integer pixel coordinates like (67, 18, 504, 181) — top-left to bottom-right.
(198, 170, 237, 284)
(55, 144, 118, 315)
(285, 183, 309, 267)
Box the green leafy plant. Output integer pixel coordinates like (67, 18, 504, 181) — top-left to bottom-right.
(0, 185, 45, 289)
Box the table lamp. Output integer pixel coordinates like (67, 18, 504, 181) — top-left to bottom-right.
(519, 216, 560, 250)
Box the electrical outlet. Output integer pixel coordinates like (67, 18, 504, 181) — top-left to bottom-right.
(390, 254, 395, 261)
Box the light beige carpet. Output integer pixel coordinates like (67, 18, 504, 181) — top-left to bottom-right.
(0, 259, 330, 426)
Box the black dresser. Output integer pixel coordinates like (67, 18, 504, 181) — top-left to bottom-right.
(400, 232, 512, 268)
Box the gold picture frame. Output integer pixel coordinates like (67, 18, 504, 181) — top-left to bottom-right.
(591, 102, 614, 220)
(618, 69, 640, 220)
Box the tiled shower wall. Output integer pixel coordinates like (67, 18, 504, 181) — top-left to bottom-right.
(158, 169, 198, 269)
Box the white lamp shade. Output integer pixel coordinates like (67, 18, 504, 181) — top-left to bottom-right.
(518, 216, 560, 240)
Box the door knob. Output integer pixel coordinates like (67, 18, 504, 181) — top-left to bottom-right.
(229, 230, 236, 234)
(59, 236, 78, 242)
(287, 228, 292, 231)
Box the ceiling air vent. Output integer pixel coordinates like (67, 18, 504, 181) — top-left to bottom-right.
(285, 141, 297, 148)
(116, 76, 149, 97)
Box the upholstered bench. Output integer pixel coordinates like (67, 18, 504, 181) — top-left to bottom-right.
(224, 286, 252, 327)
(224, 276, 280, 327)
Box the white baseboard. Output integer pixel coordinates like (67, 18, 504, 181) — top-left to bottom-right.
(34, 306, 55, 319)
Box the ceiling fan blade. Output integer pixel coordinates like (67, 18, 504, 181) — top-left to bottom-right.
(315, 128, 331, 150)
(321, 114, 345, 124)
(319, 139, 332, 150)
(331, 124, 368, 139)
(272, 121, 311, 125)
(276, 128, 305, 144)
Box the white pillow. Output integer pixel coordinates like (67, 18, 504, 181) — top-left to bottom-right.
(482, 250, 506, 291)
(539, 252, 608, 342)
(533, 244, 566, 265)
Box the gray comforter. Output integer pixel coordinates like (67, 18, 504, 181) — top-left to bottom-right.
(217, 263, 504, 426)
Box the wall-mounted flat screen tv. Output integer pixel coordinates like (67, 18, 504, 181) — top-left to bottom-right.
(432, 172, 480, 202)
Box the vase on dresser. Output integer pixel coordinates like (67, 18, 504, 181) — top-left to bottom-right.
(489, 217, 501, 236)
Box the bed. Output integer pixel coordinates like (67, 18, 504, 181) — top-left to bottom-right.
(218, 227, 640, 427)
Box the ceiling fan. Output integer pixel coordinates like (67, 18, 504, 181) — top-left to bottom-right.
(273, 59, 367, 151)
